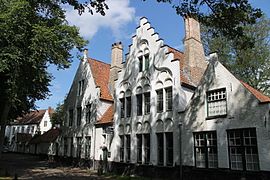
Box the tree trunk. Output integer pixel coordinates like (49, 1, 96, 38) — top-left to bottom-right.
(0, 102, 11, 159)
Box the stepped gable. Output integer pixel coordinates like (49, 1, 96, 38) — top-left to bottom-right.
(88, 58, 113, 101)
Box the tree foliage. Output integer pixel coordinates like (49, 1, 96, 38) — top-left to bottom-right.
(51, 102, 65, 126)
(201, 15, 270, 95)
(0, 0, 86, 117)
(0, 0, 86, 155)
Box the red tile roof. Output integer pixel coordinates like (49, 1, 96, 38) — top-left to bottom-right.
(96, 105, 114, 125)
(240, 81, 270, 103)
(88, 58, 113, 101)
(168, 46, 205, 88)
(29, 127, 61, 144)
(13, 109, 47, 125)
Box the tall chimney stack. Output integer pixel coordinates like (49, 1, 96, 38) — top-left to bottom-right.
(109, 42, 123, 93)
(183, 16, 207, 85)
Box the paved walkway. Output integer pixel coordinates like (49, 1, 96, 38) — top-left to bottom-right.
(0, 153, 111, 179)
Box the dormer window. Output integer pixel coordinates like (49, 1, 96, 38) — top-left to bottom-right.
(207, 88, 227, 118)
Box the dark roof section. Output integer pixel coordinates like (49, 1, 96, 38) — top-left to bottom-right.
(88, 58, 113, 101)
(16, 133, 32, 143)
(240, 81, 270, 103)
(29, 128, 61, 144)
(96, 105, 114, 125)
(13, 110, 47, 125)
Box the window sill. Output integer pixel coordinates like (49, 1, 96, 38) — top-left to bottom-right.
(206, 114, 227, 120)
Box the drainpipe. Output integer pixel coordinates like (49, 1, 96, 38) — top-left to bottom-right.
(93, 126, 96, 170)
(179, 122, 183, 180)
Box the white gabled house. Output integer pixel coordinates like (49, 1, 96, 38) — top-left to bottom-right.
(180, 54, 270, 178)
(60, 47, 118, 167)
(109, 16, 207, 176)
(5, 107, 53, 152)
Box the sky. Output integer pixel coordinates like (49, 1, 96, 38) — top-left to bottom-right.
(35, 0, 270, 110)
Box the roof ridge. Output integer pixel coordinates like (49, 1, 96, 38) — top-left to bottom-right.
(88, 57, 111, 66)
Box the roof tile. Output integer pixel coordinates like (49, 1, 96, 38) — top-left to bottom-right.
(241, 81, 270, 103)
(14, 110, 47, 125)
(96, 105, 114, 125)
(88, 58, 113, 101)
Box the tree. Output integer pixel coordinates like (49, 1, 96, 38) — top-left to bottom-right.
(201, 15, 270, 95)
(0, 0, 86, 157)
(51, 102, 65, 127)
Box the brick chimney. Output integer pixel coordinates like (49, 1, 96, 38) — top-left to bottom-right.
(109, 42, 123, 92)
(183, 16, 207, 86)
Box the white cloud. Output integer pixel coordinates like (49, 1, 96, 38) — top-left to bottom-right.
(65, 0, 135, 40)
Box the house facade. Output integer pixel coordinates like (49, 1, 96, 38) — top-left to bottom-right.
(108, 17, 207, 176)
(5, 108, 53, 152)
(59, 48, 117, 167)
(180, 55, 270, 179)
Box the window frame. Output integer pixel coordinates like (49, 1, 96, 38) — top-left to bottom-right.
(144, 92, 151, 115)
(206, 88, 227, 119)
(165, 87, 173, 111)
(77, 107, 82, 127)
(144, 133, 151, 164)
(157, 133, 164, 166)
(136, 94, 143, 116)
(120, 98, 125, 118)
(137, 134, 142, 164)
(227, 128, 259, 171)
(126, 96, 132, 118)
(76, 137, 82, 158)
(85, 136, 91, 159)
(194, 131, 218, 169)
(68, 109, 73, 127)
(119, 135, 124, 162)
(156, 89, 164, 113)
(126, 134, 131, 162)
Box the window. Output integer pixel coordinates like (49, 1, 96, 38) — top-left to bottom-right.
(64, 137, 68, 156)
(21, 127, 25, 133)
(26, 127, 30, 134)
(44, 121, 47, 127)
(126, 96, 131, 117)
(166, 132, 173, 166)
(137, 134, 142, 163)
(139, 56, 143, 72)
(77, 107, 82, 126)
(207, 88, 227, 117)
(12, 127, 15, 135)
(69, 109, 73, 127)
(86, 104, 91, 123)
(137, 94, 142, 116)
(85, 136, 91, 159)
(227, 128, 259, 171)
(157, 133, 164, 165)
(144, 54, 149, 71)
(144, 134, 150, 164)
(76, 137, 82, 158)
(165, 87, 172, 111)
(144, 92, 150, 114)
(70, 138, 74, 157)
(194, 131, 218, 168)
(120, 98, 125, 118)
(120, 135, 124, 162)
(157, 89, 163, 112)
(31, 126, 35, 134)
(126, 135, 131, 162)
(78, 79, 85, 96)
